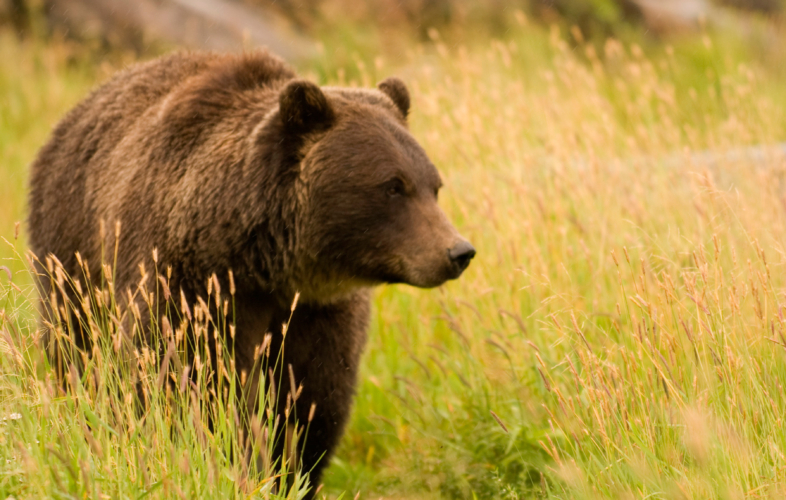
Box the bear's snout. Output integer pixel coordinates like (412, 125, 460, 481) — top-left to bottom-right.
(448, 240, 476, 275)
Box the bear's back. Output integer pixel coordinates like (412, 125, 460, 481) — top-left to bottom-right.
(29, 53, 215, 271)
(28, 51, 294, 282)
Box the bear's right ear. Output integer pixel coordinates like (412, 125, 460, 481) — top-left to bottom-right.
(279, 80, 335, 134)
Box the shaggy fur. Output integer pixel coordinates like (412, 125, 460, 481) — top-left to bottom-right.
(28, 50, 474, 493)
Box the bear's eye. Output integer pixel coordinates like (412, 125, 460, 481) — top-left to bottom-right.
(386, 179, 405, 198)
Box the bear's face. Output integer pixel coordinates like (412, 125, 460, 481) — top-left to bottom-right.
(279, 79, 474, 292)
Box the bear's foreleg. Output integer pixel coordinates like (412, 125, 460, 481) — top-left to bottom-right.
(269, 293, 370, 496)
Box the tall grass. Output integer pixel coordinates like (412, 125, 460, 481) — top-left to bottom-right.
(3, 13, 786, 499)
(321, 18, 786, 499)
(1, 251, 312, 498)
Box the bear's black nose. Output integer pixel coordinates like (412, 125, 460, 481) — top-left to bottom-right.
(449, 241, 476, 272)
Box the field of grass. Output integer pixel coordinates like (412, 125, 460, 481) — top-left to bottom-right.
(4, 12, 786, 499)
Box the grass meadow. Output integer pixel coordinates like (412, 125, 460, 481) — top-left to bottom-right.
(4, 12, 786, 499)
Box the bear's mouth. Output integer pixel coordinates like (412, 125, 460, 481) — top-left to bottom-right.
(447, 261, 472, 280)
(395, 259, 472, 289)
(376, 268, 405, 285)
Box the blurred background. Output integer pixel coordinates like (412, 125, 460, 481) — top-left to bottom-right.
(2, 0, 786, 59)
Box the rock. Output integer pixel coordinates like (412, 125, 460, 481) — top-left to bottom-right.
(45, 0, 314, 60)
(633, 0, 711, 32)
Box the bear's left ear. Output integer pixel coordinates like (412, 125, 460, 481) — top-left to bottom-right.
(378, 77, 410, 118)
(279, 80, 335, 134)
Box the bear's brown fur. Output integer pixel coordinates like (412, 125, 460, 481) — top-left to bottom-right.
(28, 50, 474, 492)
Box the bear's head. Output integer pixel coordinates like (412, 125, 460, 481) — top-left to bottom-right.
(274, 77, 474, 296)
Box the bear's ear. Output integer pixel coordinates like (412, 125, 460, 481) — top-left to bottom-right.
(279, 80, 335, 134)
(378, 77, 410, 118)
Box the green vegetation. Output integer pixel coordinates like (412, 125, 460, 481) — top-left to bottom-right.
(4, 11, 786, 499)
(1, 258, 310, 499)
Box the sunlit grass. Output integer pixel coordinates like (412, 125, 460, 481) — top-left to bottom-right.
(321, 18, 786, 499)
(1, 248, 312, 498)
(4, 13, 786, 499)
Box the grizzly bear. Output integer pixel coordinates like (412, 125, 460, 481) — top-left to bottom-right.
(28, 50, 474, 492)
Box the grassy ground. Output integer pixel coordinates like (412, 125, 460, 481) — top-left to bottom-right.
(4, 12, 786, 499)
